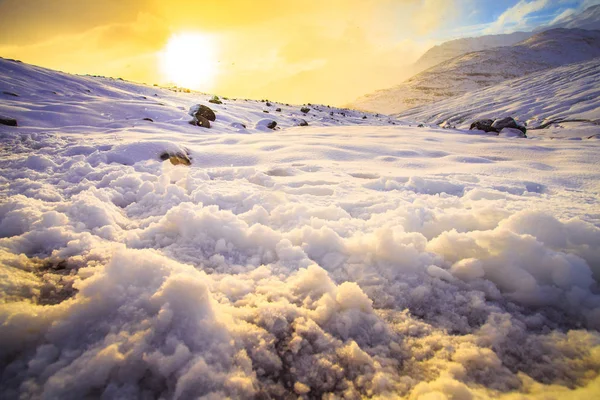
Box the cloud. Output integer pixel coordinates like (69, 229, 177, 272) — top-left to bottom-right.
(485, 0, 550, 33)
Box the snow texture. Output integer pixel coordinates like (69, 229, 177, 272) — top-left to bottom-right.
(1, 57, 600, 399)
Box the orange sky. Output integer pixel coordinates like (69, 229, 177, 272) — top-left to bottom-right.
(0, 0, 460, 105)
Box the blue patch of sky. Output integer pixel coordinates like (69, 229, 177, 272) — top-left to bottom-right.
(428, 0, 600, 41)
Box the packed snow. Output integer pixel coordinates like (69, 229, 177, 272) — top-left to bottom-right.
(1, 57, 600, 399)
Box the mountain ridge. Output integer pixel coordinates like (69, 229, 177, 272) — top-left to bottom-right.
(350, 28, 600, 114)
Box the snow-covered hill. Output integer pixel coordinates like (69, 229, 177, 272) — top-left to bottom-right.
(1, 59, 600, 399)
(396, 57, 600, 133)
(351, 28, 600, 114)
(413, 31, 532, 73)
(539, 4, 600, 31)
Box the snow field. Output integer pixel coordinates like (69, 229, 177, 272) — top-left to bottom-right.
(1, 57, 600, 398)
(1, 123, 600, 398)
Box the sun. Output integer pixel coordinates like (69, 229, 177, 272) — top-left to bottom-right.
(160, 32, 218, 90)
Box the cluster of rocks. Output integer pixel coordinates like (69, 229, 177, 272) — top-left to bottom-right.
(187, 101, 315, 132)
(470, 117, 527, 137)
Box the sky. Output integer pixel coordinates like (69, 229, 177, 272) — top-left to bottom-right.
(0, 0, 598, 105)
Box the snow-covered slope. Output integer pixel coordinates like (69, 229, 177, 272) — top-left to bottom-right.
(1, 59, 600, 399)
(413, 31, 532, 73)
(396, 57, 600, 134)
(351, 28, 600, 115)
(540, 4, 600, 31)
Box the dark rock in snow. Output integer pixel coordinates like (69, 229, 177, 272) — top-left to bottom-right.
(296, 119, 309, 126)
(275, 108, 282, 112)
(417, 124, 425, 128)
(190, 104, 217, 121)
(266, 102, 272, 107)
(2, 91, 19, 97)
(300, 107, 310, 114)
(191, 115, 211, 128)
(267, 120, 277, 130)
(0, 116, 18, 126)
(263, 110, 269, 113)
(160, 151, 191, 166)
(208, 95, 223, 105)
(470, 119, 495, 132)
(142, 118, 154, 122)
(492, 116, 526, 134)
(362, 116, 367, 119)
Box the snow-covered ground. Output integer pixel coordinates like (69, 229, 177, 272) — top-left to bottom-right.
(1, 58, 600, 399)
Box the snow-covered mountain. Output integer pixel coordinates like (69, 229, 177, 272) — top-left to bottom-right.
(539, 4, 600, 31)
(351, 28, 600, 115)
(397, 57, 600, 133)
(1, 58, 600, 399)
(412, 5, 600, 79)
(413, 31, 532, 73)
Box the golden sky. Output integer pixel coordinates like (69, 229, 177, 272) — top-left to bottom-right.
(0, 0, 462, 105)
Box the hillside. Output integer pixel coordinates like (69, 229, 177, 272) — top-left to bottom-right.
(413, 31, 532, 73)
(350, 28, 600, 115)
(1, 59, 600, 399)
(396, 57, 600, 134)
(538, 4, 600, 31)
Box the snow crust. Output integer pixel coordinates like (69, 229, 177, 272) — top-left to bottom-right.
(1, 58, 600, 399)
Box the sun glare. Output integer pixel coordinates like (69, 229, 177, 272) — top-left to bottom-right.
(161, 33, 218, 90)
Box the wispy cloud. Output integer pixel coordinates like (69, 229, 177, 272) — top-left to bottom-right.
(484, 0, 550, 33)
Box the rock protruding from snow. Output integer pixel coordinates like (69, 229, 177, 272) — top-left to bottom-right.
(208, 95, 223, 105)
(469, 117, 526, 135)
(0, 115, 17, 126)
(190, 104, 216, 122)
(191, 115, 211, 128)
(492, 117, 526, 134)
(469, 119, 495, 133)
(160, 151, 192, 166)
(255, 119, 278, 131)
